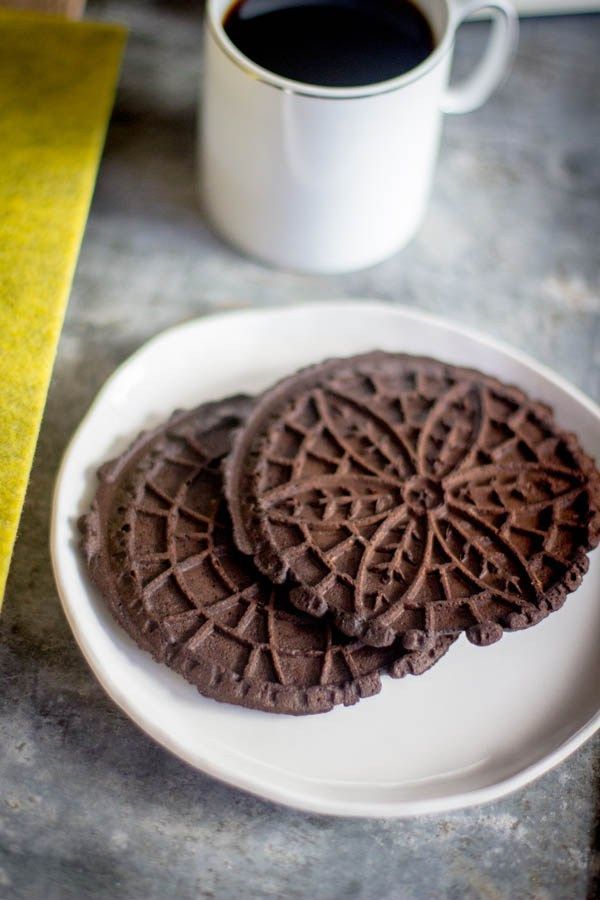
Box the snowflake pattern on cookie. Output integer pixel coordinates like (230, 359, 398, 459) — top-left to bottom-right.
(226, 354, 600, 647)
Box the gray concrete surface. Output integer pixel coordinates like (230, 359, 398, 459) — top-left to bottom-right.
(1, 2, 599, 897)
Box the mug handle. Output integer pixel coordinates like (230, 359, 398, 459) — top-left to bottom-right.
(441, 0, 519, 115)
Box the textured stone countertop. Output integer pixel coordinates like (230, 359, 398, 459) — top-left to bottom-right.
(1, 2, 599, 898)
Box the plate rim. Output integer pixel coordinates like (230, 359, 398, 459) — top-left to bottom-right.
(50, 299, 600, 818)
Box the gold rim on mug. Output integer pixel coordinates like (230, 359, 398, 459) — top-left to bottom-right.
(207, 0, 462, 101)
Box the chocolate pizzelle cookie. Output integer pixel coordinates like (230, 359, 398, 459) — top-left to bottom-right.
(225, 353, 600, 648)
(80, 397, 455, 715)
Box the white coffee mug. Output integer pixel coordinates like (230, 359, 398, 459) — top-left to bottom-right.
(201, 0, 518, 273)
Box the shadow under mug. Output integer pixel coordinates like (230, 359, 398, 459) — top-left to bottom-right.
(200, 0, 519, 274)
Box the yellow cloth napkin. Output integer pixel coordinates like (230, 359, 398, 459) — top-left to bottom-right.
(0, 10, 126, 607)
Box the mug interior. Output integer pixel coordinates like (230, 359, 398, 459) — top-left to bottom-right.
(418, 0, 450, 44)
(208, 0, 453, 98)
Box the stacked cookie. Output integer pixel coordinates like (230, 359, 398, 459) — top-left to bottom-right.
(81, 353, 600, 715)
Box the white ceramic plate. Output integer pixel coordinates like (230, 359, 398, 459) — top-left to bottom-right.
(51, 301, 600, 818)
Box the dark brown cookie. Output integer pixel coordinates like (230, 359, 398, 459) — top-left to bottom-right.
(80, 397, 455, 715)
(225, 353, 600, 648)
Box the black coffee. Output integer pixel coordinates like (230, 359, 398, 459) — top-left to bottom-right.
(223, 0, 435, 88)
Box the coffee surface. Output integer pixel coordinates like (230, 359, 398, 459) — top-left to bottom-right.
(223, 0, 435, 88)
